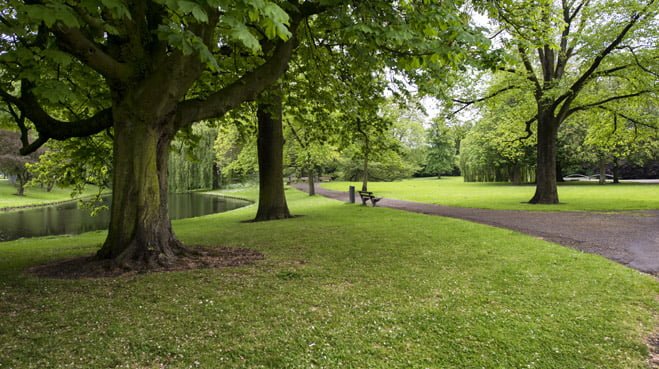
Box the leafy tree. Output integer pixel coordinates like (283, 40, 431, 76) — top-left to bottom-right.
(0, 130, 43, 195)
(581, 102, 658, 183)
(458, 83, 537, 183)
(214, 120, 258, 186)
(383, 99, 429, 176)
(425, 118, 456, 178)
(27, 134, 112, 195)
(0, 1, 329, 268)
(168, 124, 218, 193)
(479, 0, 658, 202)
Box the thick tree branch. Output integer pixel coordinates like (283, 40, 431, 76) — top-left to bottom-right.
(53, 24, 133, 81)
(176, 37, 297, 129)
(174, 1, 335, 129)
(0, 86, 113, 154)
(518, 46, 542, 93)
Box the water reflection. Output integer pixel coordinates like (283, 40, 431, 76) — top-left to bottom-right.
(0, 193, 250, 242)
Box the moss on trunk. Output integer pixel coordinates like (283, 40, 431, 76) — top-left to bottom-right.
(96, 116, 187, 268)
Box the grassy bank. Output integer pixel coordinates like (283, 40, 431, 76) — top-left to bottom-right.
(0, 179, 99, 211)
(0, 188, 657, 368)
(322, 177, 659, 211)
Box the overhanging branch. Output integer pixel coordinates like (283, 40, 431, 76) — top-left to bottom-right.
(0, 86, 114, 154)
(565, 90, 652, 118)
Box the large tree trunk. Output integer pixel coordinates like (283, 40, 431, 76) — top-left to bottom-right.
(254, 92, 291, 221)
(530, 114, 559, 204)
(96, 116, 187, 268)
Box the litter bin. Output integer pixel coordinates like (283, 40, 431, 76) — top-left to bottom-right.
(349, 186, 355, 203)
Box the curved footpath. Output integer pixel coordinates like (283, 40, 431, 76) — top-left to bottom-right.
(294, 183, 659, 276)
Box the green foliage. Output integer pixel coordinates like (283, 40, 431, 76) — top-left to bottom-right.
(168, 124, 218, 193)
(339, 150, 419, 182)
(214, 118, 259, 185)
(424, 118, 456, 177)
(458, 83, 536, 183)
(27, 135, 112, 196)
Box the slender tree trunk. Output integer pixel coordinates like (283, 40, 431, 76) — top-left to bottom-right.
(598, 156, 607, 184)
(556, 160, 564, 182)
(361, 154, 368, 192)
(307, 167, 315, 196)
(530, 114, 559, 204)
(96, 116, 186, 268)
(16, 176, 25, 196)
(510, 163, 522, 185)
(254, 91, 291, 221)
(612, 157, 620, 184)
(212, 161, 221, 189)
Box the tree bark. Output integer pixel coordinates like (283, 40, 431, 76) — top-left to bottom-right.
(556, 160, 564, 182)
(530, 114, 559, 204)
(598, 156, 607, 184)
(612, 157, 620, 184)
(212, 161, 221, 189)
(16, 177, 25, 196)
(307, 167, 315, 196)
(510, 163, 522, 185)
(254, 91, 291, 221)
(96, 114, 187, 268)
(361, 154, 369, 192)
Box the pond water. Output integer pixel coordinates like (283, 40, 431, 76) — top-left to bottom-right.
(0, 193, 251, 242)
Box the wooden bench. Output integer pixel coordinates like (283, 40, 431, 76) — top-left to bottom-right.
(358, 191, 381, 207)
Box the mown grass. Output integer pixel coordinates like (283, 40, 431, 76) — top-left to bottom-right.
(0, 179, 99, 211)
(323, 177, 659, 211)
(0, 188, 657, 368)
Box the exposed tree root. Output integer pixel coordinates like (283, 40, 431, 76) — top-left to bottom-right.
(26, 245, 264, 279)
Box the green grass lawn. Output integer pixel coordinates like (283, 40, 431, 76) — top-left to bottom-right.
(0, 188, 657, 368)
(0, 179, 99, 211)
(323, 177, 659, 211)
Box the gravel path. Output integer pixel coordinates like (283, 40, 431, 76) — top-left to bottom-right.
(294, 183, 659, 275)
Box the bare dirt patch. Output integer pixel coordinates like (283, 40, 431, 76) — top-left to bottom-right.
(26, 246, 264, 279)
(649, 333, 659, 368)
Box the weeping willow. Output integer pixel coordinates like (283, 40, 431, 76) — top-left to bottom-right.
(459, 135, 536, 184)
(168, 125, 218, 193)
